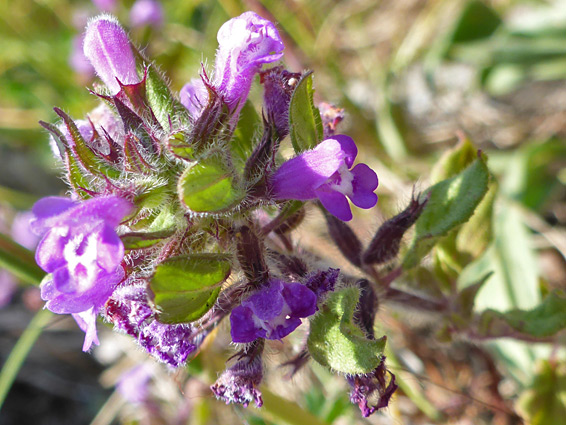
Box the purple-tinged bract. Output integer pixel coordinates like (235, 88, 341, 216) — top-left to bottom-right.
(130, 0, 164, 28)
(31, 195, 133, 351)
(83, 15, 140, 94)
(211, 351, 264, 408)
(270, 135, 379, 221)
(230, 279, 316, 343)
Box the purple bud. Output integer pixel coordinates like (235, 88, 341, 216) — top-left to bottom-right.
(30, 195, 134, 351)
(236, 225, 268, 286)
(260, 66, 301, 139)
(347, 357, 398, 417)
(92, 0, 117, 12)
(270, 135, 378, 221)
(130, 0, 164, 29)
(362, 193, 428, 265)
(353, 279, 378, 339)
(230, 279, 317, 343)
(323, 209, 363, 267)
(83, 15, 140, 94)
(211, 342, 264, 408)
(106, 284, 197, 367)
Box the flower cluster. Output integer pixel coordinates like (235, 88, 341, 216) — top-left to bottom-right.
(33, 10, 393, 418)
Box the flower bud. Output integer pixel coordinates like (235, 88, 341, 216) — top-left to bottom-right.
(362, 193, 428, 265)
(323, 208, 363, 267)
(83, 15, 140, 94)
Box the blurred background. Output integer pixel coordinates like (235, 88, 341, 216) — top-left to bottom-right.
(1, 0, 566, 424)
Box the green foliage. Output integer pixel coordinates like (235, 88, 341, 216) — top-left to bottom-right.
(0, 233, 44, 286)
(178, 155, 245, 213)
(150, 254, 231, 324)
(121, 229, 176, 250)
(231, 100, 261, 163)
(308, 287, 386, 375)
(403, 154, 490, 269)
(289, 72, 323, 153)
(517, 360, 566, 425)
(145, 64, 189, 131)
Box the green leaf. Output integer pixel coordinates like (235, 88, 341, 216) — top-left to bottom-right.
(231, 100, 260, 163)
(450, 1, 502, 44)
(167, 132, 195, 161)
(403, 155, 490, 269)
(517, 360, 566, 425)
(429, 136, 478, 184)
(0, 233, 45, 286)
(178, 155, 244, 213)
(289, 71, 323, 153)
(307, 287, 386, 375)
(121, 229, 175, 250)
(150, 254, 231, 323)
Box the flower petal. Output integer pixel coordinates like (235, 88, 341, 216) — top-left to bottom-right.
(72, 308, 100, 351)
(281, 282, 317, 318)
(96, 223, 124, 272)
(230, 305, 264, 343)
(30, 197, 76, 235)
(271, 139, 346, 200)
(349, 164, 378, 209)
(35, 228, 68, 273)
(317, 190, 352, 221)
(243, 280, 284, 321)
(331, 135, 357, 168)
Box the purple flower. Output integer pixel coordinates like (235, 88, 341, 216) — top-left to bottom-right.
(83, 15, 140, 94)
(230, 279, 316, 343)
(347, 357, 398, 417)
(117, 364, 153, 404)
(30, 196, 133, 351)
(106, 285, 197, 367)
(270, 135, 379, 221)
(211, 344, 264, 408)
(180, 12, 284, 120)
(70, 34, 95, 76)
(130, 0, 164, 28)
(261, 66, 301, 139)
(179, 78, 208, 120)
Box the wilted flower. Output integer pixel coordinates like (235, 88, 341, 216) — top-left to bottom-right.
(31, 195, 133, 351)
(83, 15, 140, 94)
(116, 364, 154, 404)
(211, 343, 264, 407)
(230, 279, 317, 343)
(270, 135, 379, 221)
(130, 0, 164, 28)
(106, 285, 197, 367)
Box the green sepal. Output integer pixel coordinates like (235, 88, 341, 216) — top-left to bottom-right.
(121, 229, 175, 250)
(124, 133, 153, 174)
(150, 254, 231, 323)
(145, 64, 190, 131)
(307, 287, 386, 375)
(231, 100, 261, 163)
(403, 154, 490, 269)
(53, 108, 122, 179)
(178, 155, 244, 213)
(289, 71, 324, 153)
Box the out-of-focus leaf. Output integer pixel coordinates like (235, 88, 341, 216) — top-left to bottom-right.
(403, 155, 490, 269)
(150, 254, 231, 323)
(0, 233, 44, 286)
(517, 360, 566, 425)
(450, 1, 502, 44)
(307, 287, 386, 375)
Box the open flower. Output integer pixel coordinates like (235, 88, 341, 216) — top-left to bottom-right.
(269, 135, 379, 221)
(180, 11, 284, 120)
(230, 279, 317, 343)
(31, 195, 133, 350)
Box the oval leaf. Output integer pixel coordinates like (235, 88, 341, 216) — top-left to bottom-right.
(307, 287, 386, 375)
(178, 156, 244, 213)
(150, 254, 231, 323)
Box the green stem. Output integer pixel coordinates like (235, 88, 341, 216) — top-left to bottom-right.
(253, 387, 327, 425)
(0, 308, 52, 411)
